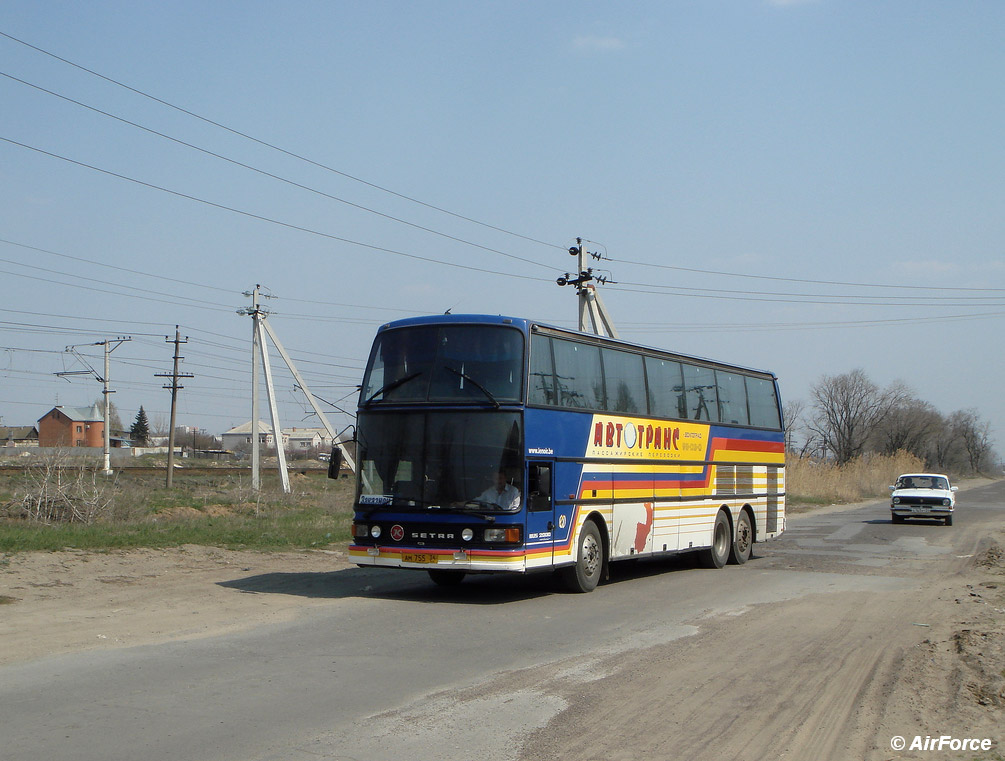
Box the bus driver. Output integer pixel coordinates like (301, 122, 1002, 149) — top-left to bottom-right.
(474, 470, 521, 511)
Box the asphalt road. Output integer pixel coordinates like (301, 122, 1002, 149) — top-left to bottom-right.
(2, 480, 1002, 761)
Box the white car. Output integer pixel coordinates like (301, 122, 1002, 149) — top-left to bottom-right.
(889, 473, 958, 526)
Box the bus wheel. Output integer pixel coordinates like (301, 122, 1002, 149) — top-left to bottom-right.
(562, 520, 603, 593)
(729, 510, 753, 565)
(428, 570, 465, 587)
(700, 510, 730, 569)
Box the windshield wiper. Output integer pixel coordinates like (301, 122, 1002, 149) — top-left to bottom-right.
(446, 366, 500, 409)
(363, 371, 423, 406)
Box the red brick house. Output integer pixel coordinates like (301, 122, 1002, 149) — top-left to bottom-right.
(37, 405, 105, 447)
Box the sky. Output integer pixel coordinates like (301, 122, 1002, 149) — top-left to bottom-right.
(1, 1, 1003, 452)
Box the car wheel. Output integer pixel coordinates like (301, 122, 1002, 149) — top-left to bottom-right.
(891, 513, 905, 524)
(945, 514, 953, 527)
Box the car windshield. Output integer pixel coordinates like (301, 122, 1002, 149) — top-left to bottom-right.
(360, 324, 524, 405)
(357, 410, 523, 512)
(896, 476, 948, 490)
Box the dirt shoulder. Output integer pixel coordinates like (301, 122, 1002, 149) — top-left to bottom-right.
(0, 545, 356, 666)
(517, 534, 1005, 761)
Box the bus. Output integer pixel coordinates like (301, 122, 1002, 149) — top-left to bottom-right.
(345, 314, 785, 592)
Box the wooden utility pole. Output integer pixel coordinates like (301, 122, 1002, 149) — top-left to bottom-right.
(155, 327, 193, 487)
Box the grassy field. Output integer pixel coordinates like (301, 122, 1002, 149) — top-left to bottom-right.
(0, 450, 944, 553)
(0, 464, 355, 552)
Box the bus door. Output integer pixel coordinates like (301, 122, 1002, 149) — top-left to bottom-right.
(525, 461, 556, 566)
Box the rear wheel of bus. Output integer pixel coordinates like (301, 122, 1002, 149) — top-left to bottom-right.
(729, 509, 753, 565)
(562, 519, 603, 593)
(700, 509, 730, 569)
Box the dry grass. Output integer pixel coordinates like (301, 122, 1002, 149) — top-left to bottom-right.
(787, 451, 926, 506)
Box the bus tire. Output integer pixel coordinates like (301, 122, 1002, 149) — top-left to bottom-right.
(700, 509, 730, 569)
(729, 509, 753, 565)
(562, 519, 603, 593)
(428, 570, 465, 587)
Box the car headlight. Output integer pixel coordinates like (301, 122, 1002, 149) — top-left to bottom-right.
(892, 497, 901, 505)
(943, 498, 951, 507)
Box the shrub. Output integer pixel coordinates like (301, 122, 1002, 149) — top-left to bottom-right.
(787, 451, 925, 505)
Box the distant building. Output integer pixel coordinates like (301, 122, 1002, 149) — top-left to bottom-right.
(37, 405, 107, 448)
(221, 421, 280, 452)
(0, 425, 39, 447)
(286, 427, 329, 453)
(221, 422, 331, 453)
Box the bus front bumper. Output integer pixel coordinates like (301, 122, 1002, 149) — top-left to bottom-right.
(349, 544, 529, 573)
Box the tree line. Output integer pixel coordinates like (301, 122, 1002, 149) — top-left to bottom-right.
(785, 369, 997, 474)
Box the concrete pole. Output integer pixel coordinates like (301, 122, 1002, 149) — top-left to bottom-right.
(102, 341, 112, 476)
(251, 288, 261, 491)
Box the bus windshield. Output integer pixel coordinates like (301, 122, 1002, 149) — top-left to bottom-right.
(357, 411, 523, 512)
(361, 325, 524, 405)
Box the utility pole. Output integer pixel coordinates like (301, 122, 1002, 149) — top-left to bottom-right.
(237, 285, 358, 493)
(557, 238, 619, 337)
(251, 287, 261, 490)
(155, 327, 194, 488)
(57, 337, 131, 476)
(238, 286, 290, 494)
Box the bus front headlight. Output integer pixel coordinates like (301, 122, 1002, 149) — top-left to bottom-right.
(484, 527, 521, 543)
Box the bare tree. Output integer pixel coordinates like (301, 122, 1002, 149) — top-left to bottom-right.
(955, 409, 994, 473)
(149, 413, 169, 437)
(783, 399, 819, 457)
(808, 369, 907, 465)
(928, 412, 963, 472)
(872, 389, 942, 462)
(92, 396, 123, 434)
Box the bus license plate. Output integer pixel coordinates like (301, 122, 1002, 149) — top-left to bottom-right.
(402, 552, 438, 564)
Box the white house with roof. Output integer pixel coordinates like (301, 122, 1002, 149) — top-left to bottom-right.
(221, 422, 330, 453)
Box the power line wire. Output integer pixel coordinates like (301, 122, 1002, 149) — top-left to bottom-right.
(0, 135, 557, 285)
(609, 254, 1005, 293)
(0, 70, 558, 272)
(0, 29, 565, 252)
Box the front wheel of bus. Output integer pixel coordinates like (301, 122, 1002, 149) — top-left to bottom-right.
(700, 510, 730, 569)
(562, 520, 603, 593)
(428, 570, 465, 587)
(729, 509, 753, 565)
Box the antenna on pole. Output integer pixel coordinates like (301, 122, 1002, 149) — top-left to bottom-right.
(557, 237, 619, 337)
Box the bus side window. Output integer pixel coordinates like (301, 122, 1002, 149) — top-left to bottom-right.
(528, 463, 552, 512)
